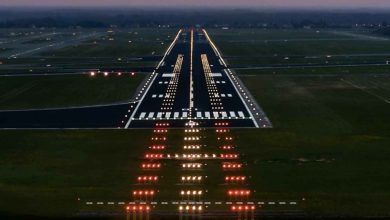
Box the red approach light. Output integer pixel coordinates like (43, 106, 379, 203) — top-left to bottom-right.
(132, 190, 155, 196)
(227, 190, 251, 196)
(216, 129, 230, 133)
(141, 163, 161, 169)
(220, 145, 235, 150)
(215, 122, 229, 127)
(145, 154, 164, 159)
(149, 145, 166, 150)
(137, 176, 159, 182)
(151, 136, 167, 141)
(222, 162, 243, 169)
(153, 129, 168, 133)
(130, 72, 136, 76)
(155, 122, 170, 127)
(225, 176, 246, 182)
(220, 154, 239, 159)
(126, 205, 151, 212)
(231, 205, 255, 212)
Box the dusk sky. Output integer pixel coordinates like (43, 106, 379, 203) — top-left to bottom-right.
(1, 0, 390, 8)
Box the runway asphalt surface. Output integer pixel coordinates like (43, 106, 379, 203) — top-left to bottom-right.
(0, 29, 272, 129)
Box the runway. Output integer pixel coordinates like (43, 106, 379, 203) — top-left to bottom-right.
(125, 29, 272, 128)
(0, 29, 271, 129)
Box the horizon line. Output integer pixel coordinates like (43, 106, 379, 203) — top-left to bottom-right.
(1, 5, 390, 11)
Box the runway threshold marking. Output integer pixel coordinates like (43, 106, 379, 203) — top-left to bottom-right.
(133, 111, 250, 120)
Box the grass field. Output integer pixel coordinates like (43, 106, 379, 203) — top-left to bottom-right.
(41, 28, 177, 58)
(0, 74, 144, 109)
(237, 65, 390, 75)
(0, 28, 173, 74)
(0, 28, 390, 219)
(209, 28, 390, 67)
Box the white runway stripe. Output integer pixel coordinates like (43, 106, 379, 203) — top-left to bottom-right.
(135, 111, 250, 120)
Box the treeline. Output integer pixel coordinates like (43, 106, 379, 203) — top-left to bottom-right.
(1, 8, 390, 28)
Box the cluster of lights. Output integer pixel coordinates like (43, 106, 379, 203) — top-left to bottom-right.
(149, 145, 166, 150)
(133, 190, 156, 196)
(225, 176, 246, 182)
(160, 55, 183, 112)
(145, 154, 164, 159)
(182, 163, 202, 169)
(169, 153, 224, 159)
(151, 137, 167, 141)
(183, 145, 201, 150)
(137, 176, 158, 182)
(201, 54, 224, 111)
(220, 154, 239, 159)
(178, 205, 203, 211)
(126, 205, 151, 212)
(181, 176, 202, 181)
(220, 145, 235, 150)
(155, 122, 170, 127)
(211, 106, 224, 110)
(218, 136, 234, 141)
(180, 190, 203, 196)
(222, 162, 243, 169)
(90, 71, 136, 77)
(161, 105, 173, 111)
(153, 129, 168, 133)
(182, 154, 203, 159)
(228, 190, 251, 196)
(141, 163, 161, 169)
(184, 136, 200, 141)
(215, 122, 229, 126)
(231, 205, 255, 212)
(161, 107, 172, 111)
(185, 129, 200, 133)
(185, 121, 199, 127)
(216, 129, 230, 133)
(175, 154, 218, 159)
